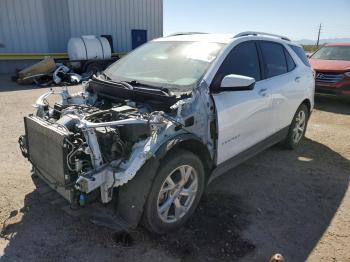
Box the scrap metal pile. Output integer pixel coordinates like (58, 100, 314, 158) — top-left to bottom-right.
(13, 57, 92, 87)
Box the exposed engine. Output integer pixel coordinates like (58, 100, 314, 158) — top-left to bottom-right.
(19, 83, 178, 205)
(19, 79, 210, 207)
(52, 102, 151, 173)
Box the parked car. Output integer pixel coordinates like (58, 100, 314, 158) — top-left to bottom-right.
(19, 31, 314, 234)
(309, 43, 350, 97)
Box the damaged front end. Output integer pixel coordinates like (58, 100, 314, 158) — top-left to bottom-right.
(19, 79, 214, 209)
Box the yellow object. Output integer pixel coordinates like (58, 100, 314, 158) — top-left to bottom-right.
(17, 57, 56, 85)
(0, 53, 68, 60)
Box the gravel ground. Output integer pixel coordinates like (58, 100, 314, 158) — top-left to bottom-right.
(0, 75, 349, 262)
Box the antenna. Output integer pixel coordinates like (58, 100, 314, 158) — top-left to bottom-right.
(316, 23, 322, 47)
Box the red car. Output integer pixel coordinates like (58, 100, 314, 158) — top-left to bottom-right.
(309, 43, 350, 97)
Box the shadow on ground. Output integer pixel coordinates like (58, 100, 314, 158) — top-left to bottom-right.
(0, 75, 40, 92)
(315, 95, 350, 115)
(208, 138, 350, 261)
(146, 193, 255, 261)
(1, 137, 349, 261)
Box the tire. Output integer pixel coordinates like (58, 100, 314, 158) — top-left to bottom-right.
(83, 62, 105, 74)
(142, 149, 205, 234)
(284, 103, 309, 149)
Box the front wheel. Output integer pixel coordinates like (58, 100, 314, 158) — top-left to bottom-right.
(142, 149, 205, 234)
(284, 104, 309, 149)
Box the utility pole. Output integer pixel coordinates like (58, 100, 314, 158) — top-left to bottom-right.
(316, 23, 322, 47)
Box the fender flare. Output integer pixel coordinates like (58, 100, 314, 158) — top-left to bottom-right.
(116, 133, 205, 228)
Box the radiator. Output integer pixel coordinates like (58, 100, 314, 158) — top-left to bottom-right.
(24, 116, 74, 201)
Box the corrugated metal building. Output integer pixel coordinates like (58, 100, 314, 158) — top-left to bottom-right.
(0, 0, 163, 73)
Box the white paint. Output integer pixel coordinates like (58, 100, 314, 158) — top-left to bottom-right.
(220, 74, 255, 88)
(68, 36, 112, 60)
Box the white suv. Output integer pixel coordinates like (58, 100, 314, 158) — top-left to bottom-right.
(19, 31, 314, 234)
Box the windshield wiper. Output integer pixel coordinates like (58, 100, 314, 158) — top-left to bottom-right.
(101, 72, 112, 80)
(97, 74, 134, 90)
(125, 80, 171, 96)
(96, 75, 172, 96)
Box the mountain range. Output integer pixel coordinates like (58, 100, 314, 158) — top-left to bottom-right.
(295, 38, 350, 45)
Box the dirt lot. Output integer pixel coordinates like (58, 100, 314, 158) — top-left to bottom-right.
(0, 75, 349, 262)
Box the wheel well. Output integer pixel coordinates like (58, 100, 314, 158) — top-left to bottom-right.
(168, 139, 213, 182)
(302, 98, 311, 113)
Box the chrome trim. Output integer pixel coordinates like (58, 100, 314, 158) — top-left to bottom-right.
(315, 72, 343, 84)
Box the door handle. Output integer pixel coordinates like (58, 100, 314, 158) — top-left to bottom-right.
(259, 88, 268, 96)
(295, 76, 301, 82)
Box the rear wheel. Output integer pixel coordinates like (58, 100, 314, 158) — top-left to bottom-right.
(284, 104, 309, 149)
(142, 149, 205, 234)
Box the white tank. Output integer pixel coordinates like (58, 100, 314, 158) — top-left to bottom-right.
(67, 35, 112, 61)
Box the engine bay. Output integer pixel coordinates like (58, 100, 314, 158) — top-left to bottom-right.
(18, 81, 182, 204)
(53, 103, 151, 171)
(19, 78, 213, 206)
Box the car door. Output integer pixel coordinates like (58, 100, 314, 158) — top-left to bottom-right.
(211, 41, 273, 164)
(258, 41, 300, 133)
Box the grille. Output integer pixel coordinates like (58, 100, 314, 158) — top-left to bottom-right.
(315, 72, 343, 84)
(24, 116, 70, 186)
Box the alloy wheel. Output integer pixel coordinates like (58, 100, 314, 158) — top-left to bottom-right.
(157, 165, 198, 223)
(292, 110, 306, 143)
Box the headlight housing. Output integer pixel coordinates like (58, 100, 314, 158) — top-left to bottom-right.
(344, 71, 350, 78)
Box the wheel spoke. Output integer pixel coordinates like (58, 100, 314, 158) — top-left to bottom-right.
(174, 197, 184, 219)
(179, 188, 195, 196)
(293, 132, 298, 142)
(159, 197, 173, 214)
(179, 166, 186, 178)
(293, 127, 298, 134)
(184, 166, 192, 182)
(160, 177, 176, 193)
(180, 180, 197, 197)
(179, 166, 192, 186)
(161, 204, 171, 219)
(166, 176, 176, 187)
(299, 112, 305, 124)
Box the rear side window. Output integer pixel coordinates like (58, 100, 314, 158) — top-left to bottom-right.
(212, 41, 261, 88)
(284, 49, 296, 71)
(288, 44, 310, 67)
(260, 42, 288, 78)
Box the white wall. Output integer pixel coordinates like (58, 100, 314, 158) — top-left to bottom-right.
(0, 0, 163, 73)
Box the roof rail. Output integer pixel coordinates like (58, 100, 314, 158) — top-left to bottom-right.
(166, 32, 208, 37)
(234, 31, 291, 41)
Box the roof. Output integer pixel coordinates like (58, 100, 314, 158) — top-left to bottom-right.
(154, 33, 235, 44)
(154, 31, 295, 45)
(324, 42, 350, 47)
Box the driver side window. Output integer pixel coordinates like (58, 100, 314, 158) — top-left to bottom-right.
(212, 41, 261, 90)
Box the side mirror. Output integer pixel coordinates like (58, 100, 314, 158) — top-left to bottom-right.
(220, 74, 255, 91)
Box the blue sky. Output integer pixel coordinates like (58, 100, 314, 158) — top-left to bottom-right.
(163, 0, 350, 41)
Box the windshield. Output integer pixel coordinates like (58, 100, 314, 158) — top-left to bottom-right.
(311, 46, 350, 61)
(104, 41, 225, 91)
